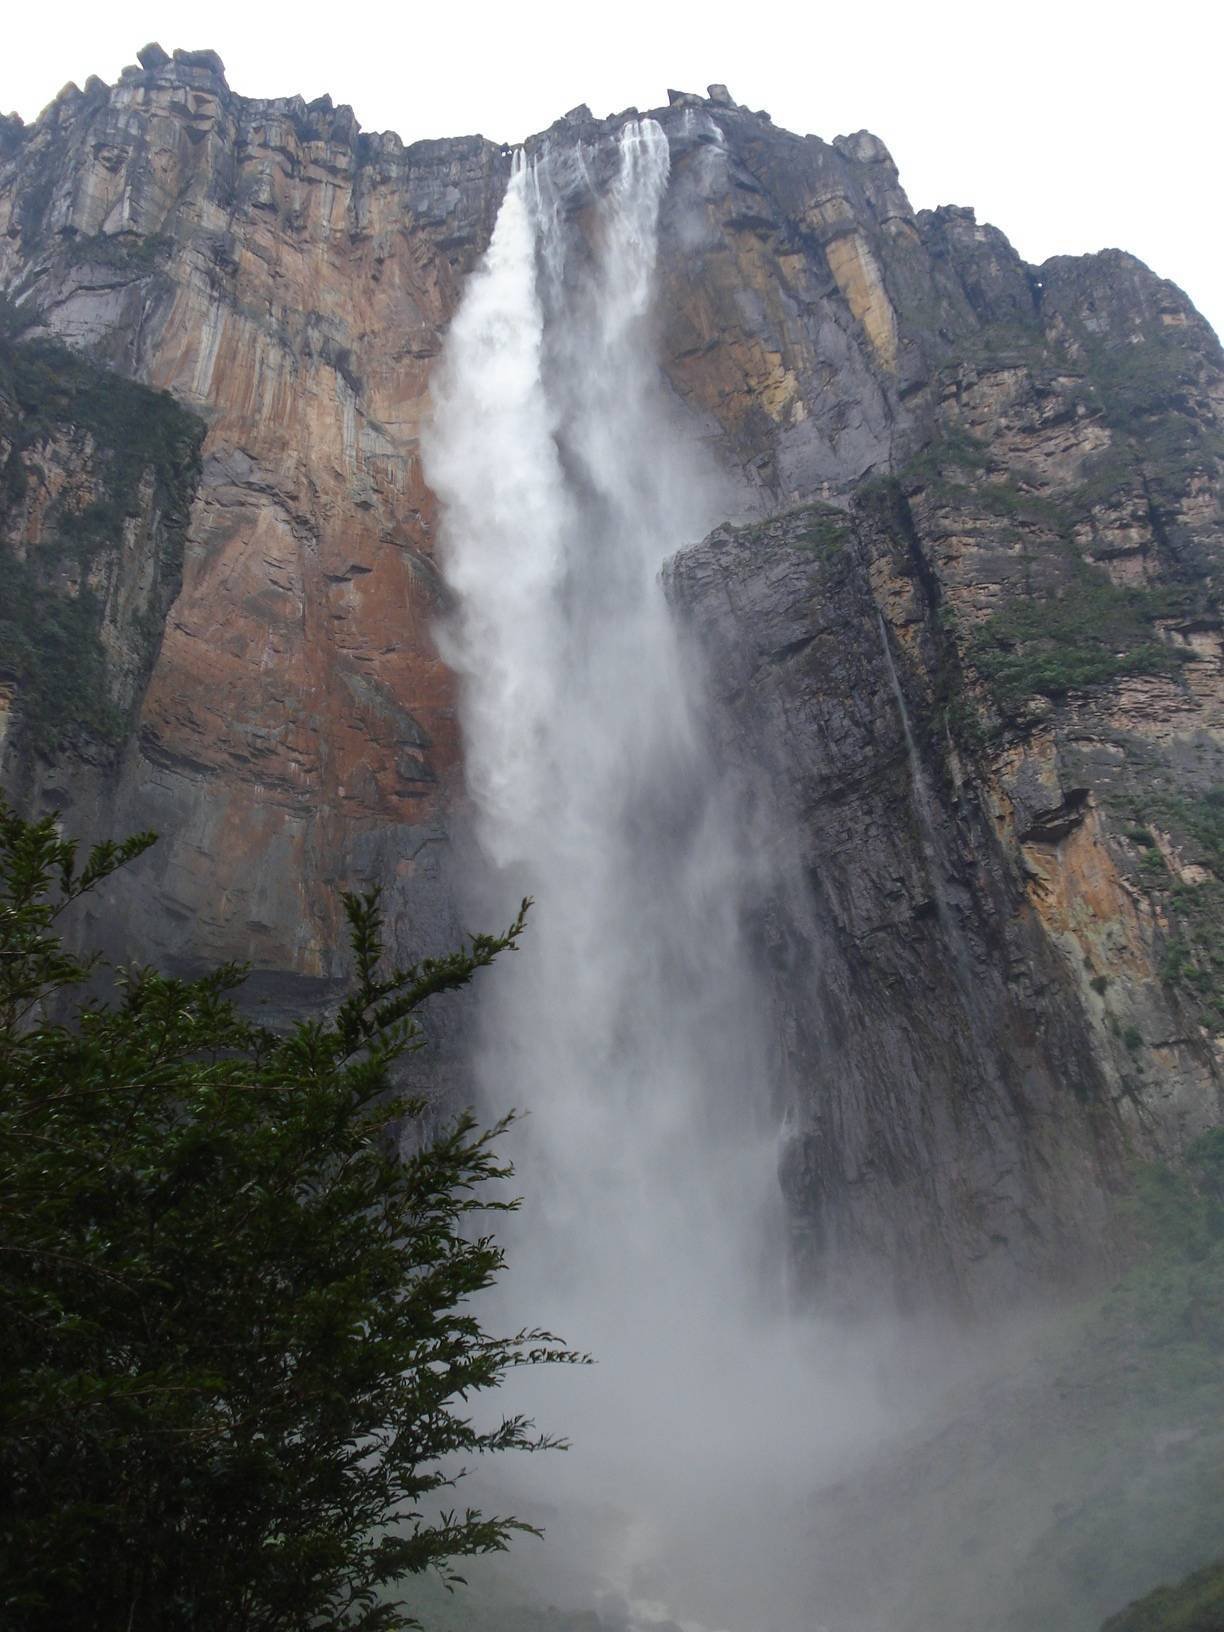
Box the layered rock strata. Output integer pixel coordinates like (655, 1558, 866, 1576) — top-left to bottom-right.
(668, 232, 1223, 1301)
(0, 51, 1219, 1299)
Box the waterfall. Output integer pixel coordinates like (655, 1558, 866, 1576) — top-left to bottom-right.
(424, 120, 880, 1632)
(876, 614, 972, 990)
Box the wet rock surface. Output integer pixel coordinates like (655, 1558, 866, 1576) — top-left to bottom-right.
(668, 243, 1223, 1300)
(0, 57, 1219, 1299)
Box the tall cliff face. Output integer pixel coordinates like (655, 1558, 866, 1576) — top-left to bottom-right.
(669, 238, 1224, 1302)
(1, 47, 507, 994)
(0, 51, 1219, 1303)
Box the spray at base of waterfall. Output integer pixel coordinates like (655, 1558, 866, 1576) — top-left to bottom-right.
(424, 115, 906, 1632)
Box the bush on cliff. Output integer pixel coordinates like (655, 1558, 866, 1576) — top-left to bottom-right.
(0, 797, 579, 1631)
(1101, 1558, 1224, 1632)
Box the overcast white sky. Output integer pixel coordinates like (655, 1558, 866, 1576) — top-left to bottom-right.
(2, 0, 1220, 337)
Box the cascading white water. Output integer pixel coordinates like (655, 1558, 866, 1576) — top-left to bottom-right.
(425, 120, 884, 1632)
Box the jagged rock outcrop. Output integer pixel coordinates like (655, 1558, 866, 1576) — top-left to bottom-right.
(0, 49, 1219, 1300)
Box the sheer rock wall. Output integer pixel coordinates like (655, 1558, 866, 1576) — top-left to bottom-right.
(1, 53, 1219, 1300)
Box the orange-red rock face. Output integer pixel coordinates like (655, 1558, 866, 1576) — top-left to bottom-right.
(1, 57, 1221, 1301)
(0, 62, 931, 983)
(0, 58, 515, 978)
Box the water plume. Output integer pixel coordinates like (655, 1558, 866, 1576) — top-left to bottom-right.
(425, 118, 881, 1632)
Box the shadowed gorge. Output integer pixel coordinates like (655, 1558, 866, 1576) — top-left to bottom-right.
(0, 45, 1221, 1632)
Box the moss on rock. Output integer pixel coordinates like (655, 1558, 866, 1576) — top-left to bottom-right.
(1101, 1559, 1224, 1632)
(0, 328, 204, 753)
(968, 569, 1199, 710)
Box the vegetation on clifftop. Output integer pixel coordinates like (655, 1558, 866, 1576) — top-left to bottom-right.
(1101, 1559, 1224, 1632)
(995, 1135, 1224, 1629)
(795, 1124, 1224, 1632)
(1114, 788, 1224, 1025)
(729, 499, 854, 559)
(0, 314, 203, 751)
(0, 314, 201, 515)
(967, 569, 1197, 710)
(0, 562, 123, 746)
(870, 401, 1218, 722)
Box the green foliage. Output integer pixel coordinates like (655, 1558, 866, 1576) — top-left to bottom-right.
(1114, 789, 1224, 1025)
(59, 231, 172, 272)
(1072, 328, 1224, 517)
(1076, 330, 1207, 434)
(0, 292, 38, 342)
(0, 555, 125, 745)
(0, 798, 580, 1631)
(818, 1126, 1224, 1632)
(1003, 1138, 1224, 1626)
(1151, 790, 1224, 874)
(1108, 1134, 1224, 1358)
(0, 332, 203, 523)
(1071, 443, 1145, 511)
(1188, 1128, 1224, 1217)
(1158, 926, 1223, 1016)
(967, 568, 1196, 709)
(1128, 1162, 1210, 1263)
(899, 428, 1073, 530)
(728, 500, 854, 559)
(879, 368, 1220, 728)
(851, 416, 1215, 757)
(788, 502, 853, 557)
(898, 424, 991, 488)
(932, 687, 991, 753)
(1101, 1560, 1224, 1632)
(0, 329, 204, 750)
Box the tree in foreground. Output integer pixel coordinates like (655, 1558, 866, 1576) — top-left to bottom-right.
(0, 798, 580, 1630)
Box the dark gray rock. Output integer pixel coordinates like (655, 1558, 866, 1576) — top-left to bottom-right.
(0, 51, 1219, 1312)
(171, 47, 226, 76)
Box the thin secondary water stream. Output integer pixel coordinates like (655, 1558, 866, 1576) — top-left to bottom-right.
(876, 613, 973, 992)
